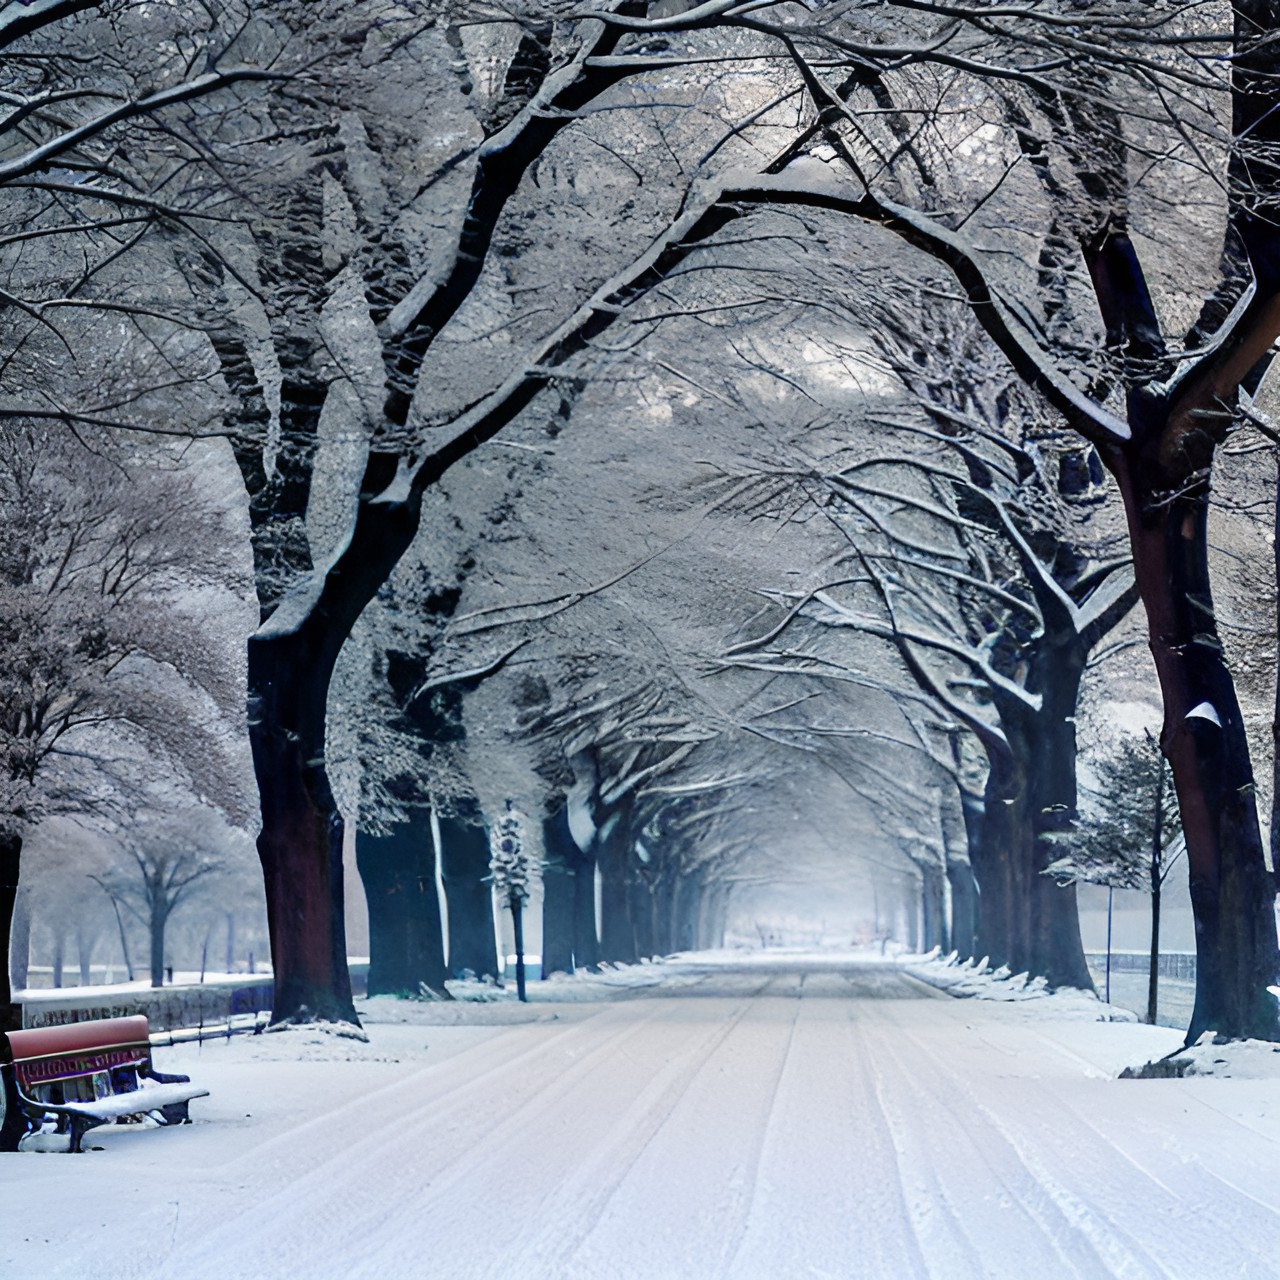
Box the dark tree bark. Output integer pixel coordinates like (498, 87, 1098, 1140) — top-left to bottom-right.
(946, 858, 979, 961)
(1106, 434, 1280, 1041)
(0, 831, 24, 1152)
(0, 831, 19, 1021)
(919, 863, 947, 953)
(356, 818, 447, 997)
(630, 874, 657, 960)
(596, 807, 638, 966)
(969, 706, 1093, 989)
(571, 844, 601, 970)
(540, 806, 577, 977)
(673, 875, 699, 952)
(651, 866, 676, 957)
(1022, 650, 1095, 991)
(149, 902, 169, 989)
(437, 802, 498, 980)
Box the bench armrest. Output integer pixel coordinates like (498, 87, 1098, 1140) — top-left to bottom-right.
(140, 1065, 191, 1085)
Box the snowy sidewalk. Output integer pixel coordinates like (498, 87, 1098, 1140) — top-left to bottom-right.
(5, 955, 1280, 1279)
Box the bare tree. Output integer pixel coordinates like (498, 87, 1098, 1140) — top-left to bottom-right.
(92, 816, 225, 988)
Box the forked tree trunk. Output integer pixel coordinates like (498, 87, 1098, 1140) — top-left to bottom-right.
(1109, 439, 1280, 1041)
(244, 450, 427, 1025)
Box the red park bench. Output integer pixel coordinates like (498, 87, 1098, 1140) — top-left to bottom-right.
(5, 1015, 209, 1152)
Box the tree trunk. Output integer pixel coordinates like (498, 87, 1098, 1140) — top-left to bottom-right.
(150, 904, 168, 989)
(0, 831, 20, 1021)
(248, 630, 358, 1024)
(437, 803, 498, 979)
(0, 830, 23, 1150)
(571, 846, 601, 970)
(2, 842, 24, 1006)
(652, 868, 676, 957)
(597, 851, 637, 965)
(1109, 440, 1280, 1041)
(1024, 648, 1096, 990)
(540, 807, 576, 977)
(903, 884, 920, 952)
(672, 876, 699, 953)
(77, 929, 93, 987)
(511, 897, 527, 1002)
(630, 874, 656, 960)
(970, 757, 1023, 969)
(920, 864, 947, 953)
(695, 883, 728, 951)
(946, 859, 979, 961)
(357, 817, 447, 997)
(52, 928, 64, 989)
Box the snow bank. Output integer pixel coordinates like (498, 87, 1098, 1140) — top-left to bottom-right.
(904, 949, 1138, 1021)
(1121, 1033, 1280, 1080)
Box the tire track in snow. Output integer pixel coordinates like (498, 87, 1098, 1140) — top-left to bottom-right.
(880, 988, 1280, 1277)
(468, 975, 781, 1279)
(868, 999, 1175, 1279)
(721, 972, 936, 1280)
(550, 974, 808, 1280)
(203, 1007, 612, 1179)
(843, 997, 991, 1278)
(993, 1069, 1280, 1274)
(148, 1000, 685, 1279)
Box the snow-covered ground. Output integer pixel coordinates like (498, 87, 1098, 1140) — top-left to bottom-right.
(6, 949, 1280, 1279)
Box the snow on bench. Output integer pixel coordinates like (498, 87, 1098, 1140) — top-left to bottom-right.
(5, 1014, 209, 1153)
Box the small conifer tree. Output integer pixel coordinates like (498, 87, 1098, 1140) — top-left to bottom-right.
(490, 801, 534, 1001)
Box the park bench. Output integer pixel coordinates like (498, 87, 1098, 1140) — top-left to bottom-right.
(5, 1014, 209, 1152)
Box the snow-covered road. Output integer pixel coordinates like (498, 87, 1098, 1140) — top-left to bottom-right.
(7, 955, 1280, 1279)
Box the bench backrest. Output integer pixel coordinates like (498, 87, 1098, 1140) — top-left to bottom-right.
(6, 1015, 152, 1094)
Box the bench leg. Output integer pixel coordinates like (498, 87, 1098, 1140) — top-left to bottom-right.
(68, 1114, 108, 1154)
(157, 1101, 191, 1126)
